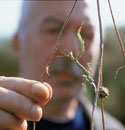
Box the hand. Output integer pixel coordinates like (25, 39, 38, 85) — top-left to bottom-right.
(0, 76, 52, 130)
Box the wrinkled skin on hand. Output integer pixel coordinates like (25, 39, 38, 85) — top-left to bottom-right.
(0, 76, 52, 130)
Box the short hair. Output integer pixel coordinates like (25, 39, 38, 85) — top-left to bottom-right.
(17, 0, 97, 33)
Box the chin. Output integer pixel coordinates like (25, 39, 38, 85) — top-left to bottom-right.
(47, 74, 82, 103)
(50, 87, 81, 104)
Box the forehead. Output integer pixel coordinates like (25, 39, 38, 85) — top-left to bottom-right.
(23, 1, 93, 27)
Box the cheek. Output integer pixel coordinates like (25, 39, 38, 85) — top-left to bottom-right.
(20, 31, 56, 72)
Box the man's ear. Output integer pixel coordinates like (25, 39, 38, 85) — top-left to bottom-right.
(12, 32, 20, 58)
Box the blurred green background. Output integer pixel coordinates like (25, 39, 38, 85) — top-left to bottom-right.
(0, 26, 125, 125)
(102, 26, 125, 125)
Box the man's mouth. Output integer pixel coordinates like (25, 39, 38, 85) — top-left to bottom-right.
(56, 80, 74, 87)
(49, 58, 82, 81)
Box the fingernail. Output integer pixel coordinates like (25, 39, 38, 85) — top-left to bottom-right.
(23, 120, 28, 130)
(31, 105, 42, 121)
(32, 82, 50, 99)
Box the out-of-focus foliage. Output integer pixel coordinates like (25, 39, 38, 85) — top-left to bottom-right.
(0, 26, 125, 124)
(0, 38, 18, 76)
(101, 26, 125, 124)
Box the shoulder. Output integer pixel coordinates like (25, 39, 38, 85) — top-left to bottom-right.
(78, 94, 125, 130)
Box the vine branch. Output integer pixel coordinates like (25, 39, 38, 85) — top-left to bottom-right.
(107, 0, 125, 63)
(91, 0, 105, 130)
(41, 0, 78, 82)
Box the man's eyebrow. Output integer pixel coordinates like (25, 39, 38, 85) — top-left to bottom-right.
(43, 17, 63, 25)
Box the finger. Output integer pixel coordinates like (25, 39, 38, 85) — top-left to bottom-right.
(0, 109, 27, 130)
(38, 82, 53, 106)
(0, 86, 42, 121)
(0, 76, 52, 106)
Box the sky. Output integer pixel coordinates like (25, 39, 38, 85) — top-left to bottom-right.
(0, 0, 125, 38)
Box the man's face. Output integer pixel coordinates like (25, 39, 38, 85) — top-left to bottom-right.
(15, 1, 98, 101)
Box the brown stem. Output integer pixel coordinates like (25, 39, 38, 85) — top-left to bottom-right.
(40, 0, 78, 82)
(114, 66, 125, 79)
(91, 0, 104, 130)
(107, 0, 125, 63)
(96, 0, 104, 93)
(100, 98, 105, 130)
(33, 121, 36, 130)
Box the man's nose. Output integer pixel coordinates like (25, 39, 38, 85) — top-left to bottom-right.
(59, 31, 81, 57)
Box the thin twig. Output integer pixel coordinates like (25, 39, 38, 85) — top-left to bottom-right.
(33, 121, 35, 130)
(40, 0, 78, 82)
(99, 44, 106, 130)
(107, 0, 125, 80)
(91, 0, 105, 130)
(114, 66, 125, 79)
(100, 98, 105, 130)
(107, 0, 125, 63)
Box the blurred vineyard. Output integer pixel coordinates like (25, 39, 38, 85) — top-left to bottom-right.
(102, 26, 125, 125)
(0, 38, 18, 76)
(0, 26, 125, 125)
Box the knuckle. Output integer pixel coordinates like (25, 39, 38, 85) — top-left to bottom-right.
(29, 105, 42, 121)
(0, 110, 27, 130)
(15, 95, 42, 121)
(0, 76, 6, 84)
(9, 120, 27, 130)
(15, 120, 27, 130)
(16, 95, 26, 109)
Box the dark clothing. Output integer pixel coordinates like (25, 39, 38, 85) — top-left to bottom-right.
(29, 105, 90, 130)
(28, 95, 125, 130)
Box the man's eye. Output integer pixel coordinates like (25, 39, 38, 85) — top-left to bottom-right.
(80, 31, 94, 40)
(46, 28, 60, 34)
